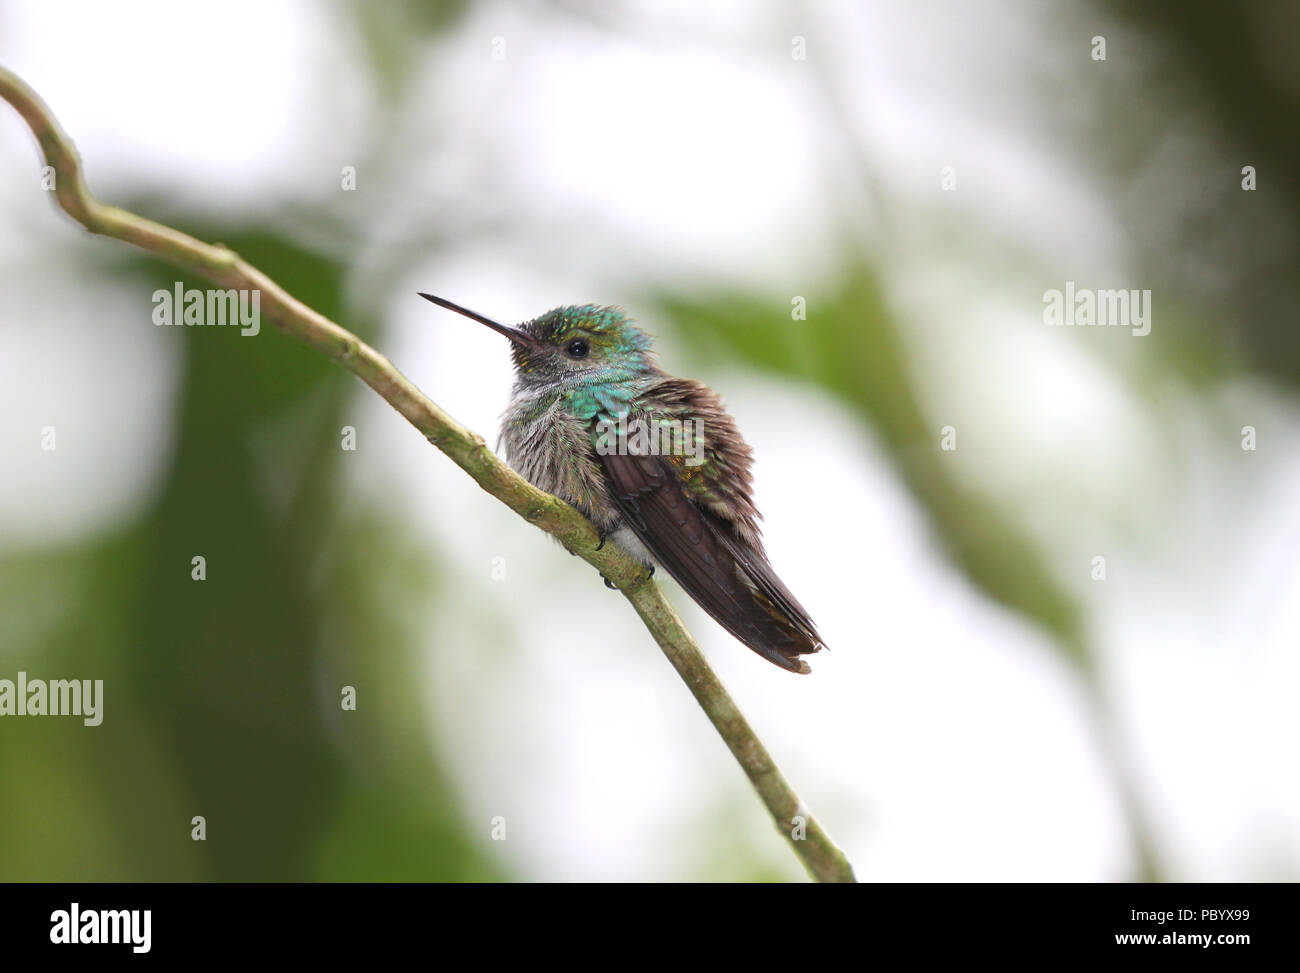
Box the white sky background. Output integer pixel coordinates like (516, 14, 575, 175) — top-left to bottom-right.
(0, 0, 1297, 880)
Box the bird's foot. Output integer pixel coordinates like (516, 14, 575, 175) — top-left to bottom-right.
(594, 529, 607, 552)
(602, 575, 618, 590)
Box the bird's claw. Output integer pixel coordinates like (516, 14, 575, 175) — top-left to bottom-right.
(602, 575, 618, 590)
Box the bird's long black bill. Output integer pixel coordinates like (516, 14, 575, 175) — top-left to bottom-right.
(418, 293, 543, 350)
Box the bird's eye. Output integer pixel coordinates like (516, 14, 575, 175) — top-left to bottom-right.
(565, 338, 590, 358)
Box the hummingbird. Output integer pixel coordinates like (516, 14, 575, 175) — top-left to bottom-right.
(419, 293, 826, 674)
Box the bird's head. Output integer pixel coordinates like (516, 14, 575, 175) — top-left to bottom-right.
(420, 294, 657, 390)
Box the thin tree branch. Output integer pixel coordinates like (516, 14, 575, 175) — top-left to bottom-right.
(0, 67, 855, 883)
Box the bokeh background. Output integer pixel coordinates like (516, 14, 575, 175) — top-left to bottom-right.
(1, 0, 1298, 881)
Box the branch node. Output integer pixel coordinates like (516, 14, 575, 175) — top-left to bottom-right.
(209, 245, 239, 270)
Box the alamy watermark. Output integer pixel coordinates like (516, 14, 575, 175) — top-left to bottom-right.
(50, 903, 150, 953)
(152, 282, 260, 336)
(0, 672, 103, 726)
(1043, 281, 1150, 336)
(594, 413, 705, 466)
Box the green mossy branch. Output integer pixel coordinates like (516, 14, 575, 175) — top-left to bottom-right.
(0, 66, 855, 883)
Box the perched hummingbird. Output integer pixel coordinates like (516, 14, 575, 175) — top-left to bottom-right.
(419, 293, 826, 674)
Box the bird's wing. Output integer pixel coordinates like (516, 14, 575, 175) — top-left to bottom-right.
(593, 378, 823, 673)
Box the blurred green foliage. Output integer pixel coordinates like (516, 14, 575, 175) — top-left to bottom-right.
(0, 228, 503, 880)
